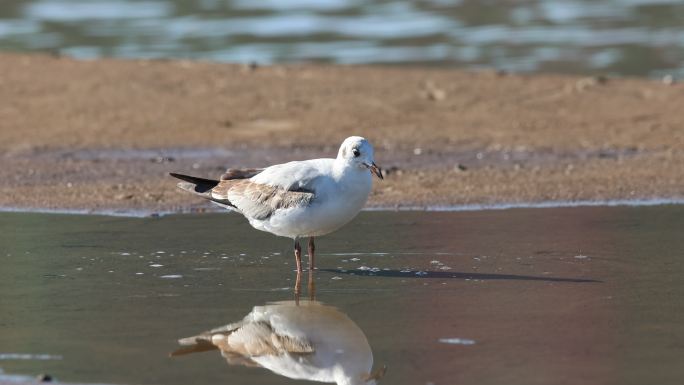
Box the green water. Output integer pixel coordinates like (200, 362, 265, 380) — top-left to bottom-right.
(1, 207, 683, 385)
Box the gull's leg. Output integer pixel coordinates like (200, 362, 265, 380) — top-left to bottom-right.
(294, 269, 302, 304)
(307, 237, 316, 301)
(308, 268, 316, 301)
(294, 238, 303, 302)
(294, 238, 303, 273)
(308, 237, 315, 271)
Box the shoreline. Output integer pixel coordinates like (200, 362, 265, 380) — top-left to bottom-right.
(2, 198, 682, 218)
(0, 53, 682, 212)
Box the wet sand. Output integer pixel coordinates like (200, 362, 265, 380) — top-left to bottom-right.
(0, 54, 682, 213)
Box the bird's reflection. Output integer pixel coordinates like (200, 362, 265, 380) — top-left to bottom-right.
(171, 280, 385, 385)
(294, 266, 316, 303)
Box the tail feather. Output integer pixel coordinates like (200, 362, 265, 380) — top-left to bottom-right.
(170, 323, 242, 358)
(169, 172, 236, 208)
(170, 336, 218, 357)
(169, 173, 219, 193)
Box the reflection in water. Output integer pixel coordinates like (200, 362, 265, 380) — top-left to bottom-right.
(171, 293, 385, 385)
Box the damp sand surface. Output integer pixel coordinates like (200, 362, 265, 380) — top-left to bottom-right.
(1, 54, 684, 213)
(2, 206, 683, 385)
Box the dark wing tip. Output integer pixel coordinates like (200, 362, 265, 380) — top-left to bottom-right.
(169, 173, 220, 190)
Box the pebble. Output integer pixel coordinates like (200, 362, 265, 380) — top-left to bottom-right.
(454, 163, 468, 172)
(662, 74, 675, 85)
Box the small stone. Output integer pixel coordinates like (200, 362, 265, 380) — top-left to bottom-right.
(37, 374, 53, 382)
(662, 75, 675, 85)
(382, 166, 401, 177)
(427, 88, 446, 101)
(242, 61, 259, 72)
(594, 75, 608, 84)
(420, 81, 447, 101)
(150, 156, 175, 163)
(575, 75, 608, 91)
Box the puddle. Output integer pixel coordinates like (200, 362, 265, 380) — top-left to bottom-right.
(1, 206, 683, 384)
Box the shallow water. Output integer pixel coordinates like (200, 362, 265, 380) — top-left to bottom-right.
(1, 0, 684, 77)
(1, 206, 683, 384)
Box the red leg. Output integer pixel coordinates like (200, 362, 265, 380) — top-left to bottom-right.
(308, 269, 316, 301)
(307, 237, 315, 271)
(294, 239, 303, 302)
(294, 269, 302, 304)
(294, 239, 303, 273)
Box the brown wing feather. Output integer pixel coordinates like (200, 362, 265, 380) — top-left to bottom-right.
(171, 321, 314, 370)
(211, 179, 314, 220)
(169, 339, 218, 357)
(220, 168, 265, 180)
(271, 334, 314, 354)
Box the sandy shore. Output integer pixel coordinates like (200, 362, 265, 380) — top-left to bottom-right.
(0, 53, 682, 213)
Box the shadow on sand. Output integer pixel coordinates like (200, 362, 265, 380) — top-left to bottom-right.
(320, 269, 600, 283)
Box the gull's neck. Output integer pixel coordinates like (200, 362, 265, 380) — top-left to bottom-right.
(331, 157, 356, 180)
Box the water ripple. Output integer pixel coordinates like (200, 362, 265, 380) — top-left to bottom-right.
(2, 0, 684, 76)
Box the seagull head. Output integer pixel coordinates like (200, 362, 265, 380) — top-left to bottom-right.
(337, 136, 383, 180)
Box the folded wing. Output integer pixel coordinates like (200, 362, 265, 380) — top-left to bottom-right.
(171, 320, 314, 366)
(211, 180, 314, 220)
(171, 161, 326, 219)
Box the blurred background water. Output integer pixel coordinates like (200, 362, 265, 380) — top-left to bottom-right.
(0, 1, 683, 77)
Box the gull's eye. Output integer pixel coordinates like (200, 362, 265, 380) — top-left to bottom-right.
(352, 149, 361, 157)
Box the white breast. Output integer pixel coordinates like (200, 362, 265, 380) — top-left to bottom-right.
(253, 168, 372, 238)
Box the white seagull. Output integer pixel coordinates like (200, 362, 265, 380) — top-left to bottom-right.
(170, 136, 383, 273)
(170, 300, 386, 385)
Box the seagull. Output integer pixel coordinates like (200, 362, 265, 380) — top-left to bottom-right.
(170, 300, 386, 385)
(170, 136, 383, 273)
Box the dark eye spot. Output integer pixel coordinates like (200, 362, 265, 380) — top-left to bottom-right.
(352, 149, 360, 157)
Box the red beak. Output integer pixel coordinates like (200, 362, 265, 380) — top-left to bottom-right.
(367, 162, 383, 180)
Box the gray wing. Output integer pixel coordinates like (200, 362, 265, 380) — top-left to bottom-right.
(173, 160, 329, 219)
(171, 321, 314, 364)
(211, 179, 314, 220)
(220, 168, 265, 180)
(223, 321, 314, 356)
